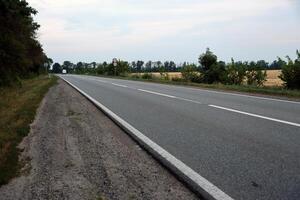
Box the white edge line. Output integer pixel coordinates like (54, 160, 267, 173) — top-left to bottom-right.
(59, 76, 234, 200)
(209, 105, 300, 127)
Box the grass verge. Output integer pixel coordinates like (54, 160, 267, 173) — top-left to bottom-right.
(0, 75, 57, 185)
(82, 73, 300, 99)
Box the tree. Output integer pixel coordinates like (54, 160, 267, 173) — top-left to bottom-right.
(116, 60, 130, 76)
(145, 61, 152, 72)
(245, 63, 267, 86)
(136, 61, 144, 72)
(199, 48, 217, 71)
(131, 61, 137, 72)
(52, 63, 62, 73)
(0, 0, 47, 86)
(269, 57, 286, 69)
(169, 61, 177, 72)
(226, 58, 246, 85)
(62, 61, 73, 73)
(280, 50, 300, 89)
(181, 64, 199, 82)
(199, 48, 226, 83)
(256, 60, 269, 70)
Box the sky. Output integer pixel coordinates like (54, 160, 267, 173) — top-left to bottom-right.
(27, 0, 300, 64)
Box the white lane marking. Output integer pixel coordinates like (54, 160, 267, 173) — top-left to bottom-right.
(70, 74, 300, 105)
(209, 105, 300, 127)
(186, 87, 300, 105)
(95, 79, 107, 83)
(176, 97, 203, 105)
(138, 89, 176, 98)
(111, 83, 128, 88)
(60, 76, 234, 200)
(138, 89, 203, 104)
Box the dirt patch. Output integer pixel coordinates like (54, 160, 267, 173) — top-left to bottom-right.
(0, 79, 199, 200)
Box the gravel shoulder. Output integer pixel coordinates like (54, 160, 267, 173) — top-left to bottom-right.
(0, 79, 199, 200)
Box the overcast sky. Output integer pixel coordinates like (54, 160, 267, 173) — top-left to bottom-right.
(27, 0, 300, 64)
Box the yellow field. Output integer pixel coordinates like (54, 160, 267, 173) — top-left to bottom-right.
(132, 70, 283, 86)
(265, 70, 283, 86)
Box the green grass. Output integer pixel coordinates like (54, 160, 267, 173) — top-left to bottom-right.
(84, 73, 300, 99)
(0, 75, 58, 185)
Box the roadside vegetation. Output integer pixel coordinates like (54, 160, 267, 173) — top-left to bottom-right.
(0, 0, 54, 185)
(0, 75, 57, 185)
(0, 0, 52, 87)
(54, 49, 300, 98)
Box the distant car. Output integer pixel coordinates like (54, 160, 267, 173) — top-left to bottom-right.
(62, 69, 67, 74)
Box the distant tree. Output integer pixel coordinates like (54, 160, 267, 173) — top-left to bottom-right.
(280, 50, 300, 89)
(199, 48, 217, 71)
(131, 61, 137, 72)
(199, 48, 226, 83)
(52, 63, 62, 73)
(45, 57, 53, 72)
(226, 58, 246, 85)
(245, 63, 267, 86)
(62, 61, 73, 73)
(269, 57, 287, 69)
(145, 61, 152, 72)
(136, 60, 144, 72)
(116, 60, 130, 76)
(169, 61, 177, 72)
(256, 60, 269, 69)
(181, 64, 199, 82)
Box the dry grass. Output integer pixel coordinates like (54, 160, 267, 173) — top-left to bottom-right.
(0, 75, 57, 185)
(265, 70, 283, 86)
(132, 70, 283, 86)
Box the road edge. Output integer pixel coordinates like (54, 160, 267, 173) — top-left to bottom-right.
(59, 76, 234, 200)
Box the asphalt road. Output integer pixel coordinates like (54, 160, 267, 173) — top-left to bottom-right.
(60, 75, 300, 200)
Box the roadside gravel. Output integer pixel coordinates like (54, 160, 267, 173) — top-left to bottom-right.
(0, 79, 199, 200)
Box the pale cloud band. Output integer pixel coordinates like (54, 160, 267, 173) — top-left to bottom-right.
(28, 0, 300, 63)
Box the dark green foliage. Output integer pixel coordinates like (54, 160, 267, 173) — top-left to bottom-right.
(226, 59, 246, 85)
(142, 73, 152, 79)
(181, 64, 200, 82)
(172, 77, 185, 82)
(0, 0, 48, 86)
(279, 50, 300, 89)
(198, 49, 227, 84)
(245, 61, 267, 86)
(131, 74, 140, 79)
(52, 63, 62, 73)
(199, 48, 217, 71)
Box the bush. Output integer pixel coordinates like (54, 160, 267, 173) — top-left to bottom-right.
(226, 60, 246, 85)
(279, 51, 300, 89)
(160, 72, 170, 81)
(131, 74, 140, 79)
(181, 64, 199, 82)
(172, 77, 185, 82)
(199, 49, 227, 84)
(201, 62, 227, 84)
(246, 69, 267, 86)
(142, 73, 152, 79)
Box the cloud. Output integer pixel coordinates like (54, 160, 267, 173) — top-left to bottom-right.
(27, 0, 298, 62)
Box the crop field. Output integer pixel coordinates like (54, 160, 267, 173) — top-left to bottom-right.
(132, 70, 283, 86)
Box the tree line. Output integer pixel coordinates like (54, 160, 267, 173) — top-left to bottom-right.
(52, 49, 300, 89)
(0, 0, 51, 86)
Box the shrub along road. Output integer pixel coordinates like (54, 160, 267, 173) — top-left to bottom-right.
(0, 79, 198, 200)
(60, 74, 300, 200)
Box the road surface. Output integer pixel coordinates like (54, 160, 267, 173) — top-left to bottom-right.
(60, 75, 300, 200)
